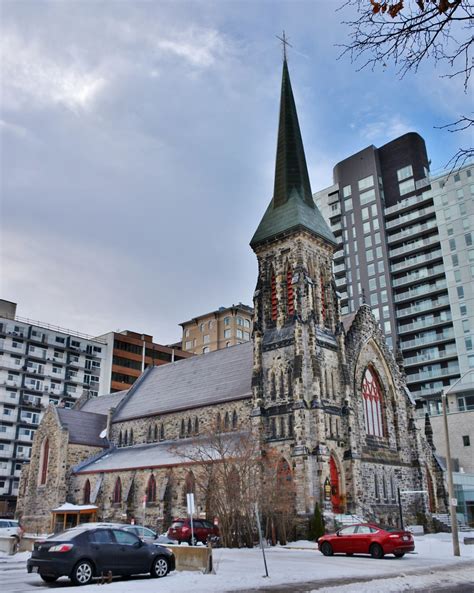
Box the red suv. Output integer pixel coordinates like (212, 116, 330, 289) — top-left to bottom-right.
(167, 518, 219, 546)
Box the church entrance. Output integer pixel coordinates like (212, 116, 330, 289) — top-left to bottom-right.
(330, 456, 342, 514)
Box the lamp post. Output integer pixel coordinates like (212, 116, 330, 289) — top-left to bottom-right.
(440, 369, 474, 557)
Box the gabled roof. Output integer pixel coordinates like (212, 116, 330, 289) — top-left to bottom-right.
(75, 431, 250, 474)
(250, 60, 336, 248)
(80, 390, 128, 414)
(56, 408, 108, 448)
(113, 341, 253, 422)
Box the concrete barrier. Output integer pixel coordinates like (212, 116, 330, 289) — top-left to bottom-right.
(0, 536, 17, 555)
(164, 544, 213, 573)
(19, 536, 39, 552)
(464, 537, 474, 545)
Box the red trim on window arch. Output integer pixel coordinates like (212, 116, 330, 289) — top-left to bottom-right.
(40, 439, 49, 485)
(113, 477, 122, 503)
(287, 269, 294, 317)
(271, 273, 277, 321)
(362, 367, 384, 437)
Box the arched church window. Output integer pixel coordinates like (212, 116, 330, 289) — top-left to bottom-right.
(279, 371, 285, 399)
(288, 414, 294, 437)
(271, 272, 277, 321)
(147, 425, 152, 442)
(232, 410, 238, 429)
(180, 419, 185, 438)
(374, 473, 379, 500)
(270, 418, 276, 439)
(183, 471, 195, 505)
(160, 423, 165, 441)
(154, 424, 158, 441)
(147, 475, 156, 503)
(194, 417, 199, 434)
(129, 429, 134, 445)
(113, 477, 122, 504)
(287, 368, 293, 400)
(270, 372, 276, 401)
(362, 367, 385, 438)
(124, 430, 128, 446)
(390, 474, 396, 501)
(118, 431, 122, 447)
(216, 412, 221, 431)
(286, 268, 294, 318)
(187, 418, 192, 436)
(382, 473, 388, 500)
(320, 273, 326, 323)
(224, 411, 230, 430)
(280, 417, 285, 438)
(39, 438, 49, 485)
(83, 479, 91, 504)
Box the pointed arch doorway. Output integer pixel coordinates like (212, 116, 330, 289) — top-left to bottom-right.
(329, 456, 342, 514)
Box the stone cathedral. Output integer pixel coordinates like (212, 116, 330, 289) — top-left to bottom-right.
(17, 59, 445, 536)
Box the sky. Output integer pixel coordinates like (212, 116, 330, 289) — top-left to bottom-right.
(1, 0, 471, 344)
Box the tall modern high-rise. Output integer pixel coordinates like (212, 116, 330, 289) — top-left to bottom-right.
(0, 300, 107, 514)
(314, 134, 474, 416)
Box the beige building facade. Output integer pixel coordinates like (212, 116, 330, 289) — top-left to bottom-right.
(180, 304, 253, 354)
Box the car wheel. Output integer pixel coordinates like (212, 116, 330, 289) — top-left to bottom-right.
(40, 575, 58, 583)
(151, 556, 169, 578)
(394, 552, 405, 558)
(370, 543, 384, 559)
(189, 535, 198, 546)
(320, 542, 333, 556)
(71, 560, 94, 586)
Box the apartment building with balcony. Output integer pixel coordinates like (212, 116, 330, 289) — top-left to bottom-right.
(98, 330, 193, 393)
(0, 300, 107, 514)
(180, 303, 253, 354)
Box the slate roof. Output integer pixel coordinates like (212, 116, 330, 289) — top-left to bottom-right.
(56, 408, 108, 448)
(75, 432, 249, 474)
(250, 60, 336, 248)
(113, 341, 253, 422)
(80, 390, 128, 414)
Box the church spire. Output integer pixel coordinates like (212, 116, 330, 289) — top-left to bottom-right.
(273, 58, 313, 209)
(250, 57, 336, 249)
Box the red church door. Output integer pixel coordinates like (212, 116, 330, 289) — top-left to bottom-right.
(330, 456, 342, 513)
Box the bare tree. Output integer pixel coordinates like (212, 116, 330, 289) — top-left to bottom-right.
(174, 423, 296, 547)
(339, 0, 473, 166)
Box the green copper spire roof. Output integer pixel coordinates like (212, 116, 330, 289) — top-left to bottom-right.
(250, 59, 337, 248)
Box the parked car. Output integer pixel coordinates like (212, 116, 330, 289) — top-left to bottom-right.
(121, 525, 159, 544)
(27, 526, 175, 585)
(167, 518, 219, 545)
(0, 519, 23, 540)
(317, 523, 415, 559)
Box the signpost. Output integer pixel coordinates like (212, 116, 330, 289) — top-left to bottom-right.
(186, 493, 195, 545)
(255, 504, 269, 578)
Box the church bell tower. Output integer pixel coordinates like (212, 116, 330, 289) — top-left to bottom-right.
(250, 56, 341, 512)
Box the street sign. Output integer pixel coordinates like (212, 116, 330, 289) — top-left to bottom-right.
(451, 498, 458, 507)
(186, 493, 195, 515)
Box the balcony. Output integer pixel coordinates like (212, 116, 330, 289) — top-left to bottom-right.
(332, 222, 343, 232)
(23, 382, 44, 393)
(396, 296, 450, 319)
(384, 191, 433, 216)
(335, 277, 347, 288)
(390, 249, 443, 273)
(0, 342, 26, 354)
(400, 328, 455, 350)
(394, 279, 447, 303)
(333, 263, 346, 274)
(387, 219, 438, 244)
(406, 365, 460, 383)
(403, 347, 458, 367)
(389, 235, 440, 258)
(29, 331, 48, 345)
(3, 378, 21, 388)
(392, 265, 445, 288)
(385, 205, 435, 230)
(398, 313, 452, 334)
(27, 348, 47, 361)
(334, 249, 344, 260)
(0, 357, 24, 371)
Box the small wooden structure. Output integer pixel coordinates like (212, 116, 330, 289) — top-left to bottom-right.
(51, 503, 98, 533)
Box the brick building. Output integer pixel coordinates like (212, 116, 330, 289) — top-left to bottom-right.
(16, 58, 445, 536)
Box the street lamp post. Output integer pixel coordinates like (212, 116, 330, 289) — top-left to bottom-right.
(440, 369, 474, 557)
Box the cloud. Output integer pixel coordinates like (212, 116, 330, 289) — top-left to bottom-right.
(358, 115, 412, 143)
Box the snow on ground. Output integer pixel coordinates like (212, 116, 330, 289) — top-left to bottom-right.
(0, 551, 31, 563)
(5, 533, 474, 592)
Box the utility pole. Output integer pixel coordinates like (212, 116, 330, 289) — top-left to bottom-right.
(440, 369, 474, 557)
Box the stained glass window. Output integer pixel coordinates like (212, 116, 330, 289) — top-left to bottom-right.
(362, 367, 384, 437)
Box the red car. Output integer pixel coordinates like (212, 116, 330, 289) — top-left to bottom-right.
(167, 518, 219, 546)
(317, 523, 414, 559)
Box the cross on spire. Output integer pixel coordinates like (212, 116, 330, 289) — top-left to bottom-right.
(276, 30, 292, 62)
